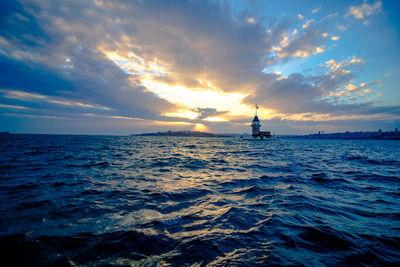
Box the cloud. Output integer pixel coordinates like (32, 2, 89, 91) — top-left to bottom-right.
(274, 28, 326, 59)
(343, 80, 380, 93)
(243, 55, 391, 119)
(0, 89, 111, 110)
(1, 0, 233, 122)
(270, 13, 347, 62)
(2, 0, 309, 123)
(1, 0, 289, 132)
(302, 19, 314, 29)
(247, 17, 256, 24)
(196, 108, 228, 120)
(344, 84, 358, 91)
(336, 24, 348, 32)
(312, 7, 321, 14)
(346, 1, 382, 19)
(329, 90, 350, 97)
(0, 0, 398, 134)
(0, 104, 30, 109)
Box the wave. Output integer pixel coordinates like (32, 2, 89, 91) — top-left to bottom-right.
(0, 135, 399, 265)
(67, 161, 110, 168)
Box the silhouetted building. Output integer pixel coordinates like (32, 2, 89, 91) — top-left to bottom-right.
(251, 105, 271, 140)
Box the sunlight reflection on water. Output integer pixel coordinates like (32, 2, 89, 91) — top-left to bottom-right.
(0, 135, 399, 265)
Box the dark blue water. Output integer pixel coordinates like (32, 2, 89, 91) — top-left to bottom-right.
(0, 134, 399, 266)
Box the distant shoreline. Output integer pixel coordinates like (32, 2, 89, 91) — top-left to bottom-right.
(132, 129, 400, 140)
(2, 130, 399, 140)
(287, 129, 400, 140)
(131, 130, 232, 137)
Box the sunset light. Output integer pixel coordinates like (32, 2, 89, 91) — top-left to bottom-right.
(1, 1, 399, 266)
(0, 0, 398, 135)
(194, 123, 208, 132)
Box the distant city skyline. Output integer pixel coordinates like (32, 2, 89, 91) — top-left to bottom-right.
(0, 0, 399, 135)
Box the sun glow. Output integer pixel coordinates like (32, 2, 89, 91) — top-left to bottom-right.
(202, 117, 228, 122)
(194, 123, 209, 132)
(142, 78, 245, 109)
(164, 110, 199, 120)
(100, 49, 275, 122)
(141, 78, 255, 119)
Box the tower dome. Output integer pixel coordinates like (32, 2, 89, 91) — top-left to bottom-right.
(252, 116, 260, 122)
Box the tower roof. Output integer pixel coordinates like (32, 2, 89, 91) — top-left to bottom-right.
(252, 115, 260, 122)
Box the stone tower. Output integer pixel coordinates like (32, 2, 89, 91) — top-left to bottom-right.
(251, 105, 261, 136)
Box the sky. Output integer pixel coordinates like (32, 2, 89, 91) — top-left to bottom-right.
(0, 0, 399, 135)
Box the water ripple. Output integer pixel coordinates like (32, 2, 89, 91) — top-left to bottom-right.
(0, 135, 399, 265)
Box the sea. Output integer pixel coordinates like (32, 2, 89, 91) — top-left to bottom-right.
(0, 134, 399, 266)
